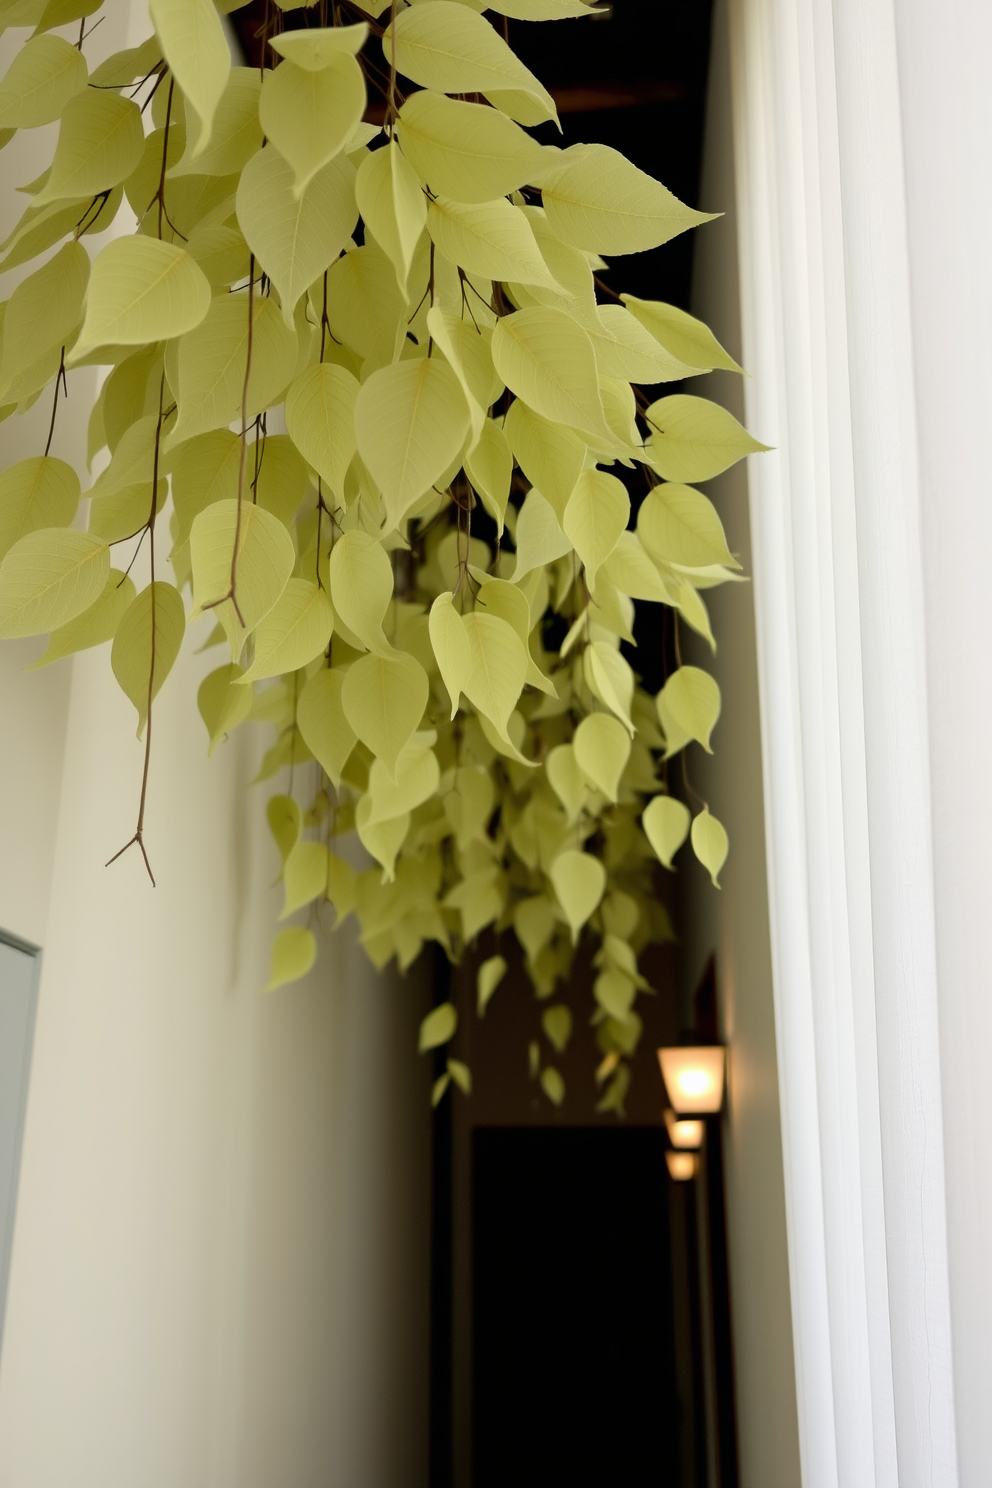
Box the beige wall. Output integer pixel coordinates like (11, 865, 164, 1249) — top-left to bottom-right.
(0, 10, 431, 1483)
(676, 3, 802, 1482)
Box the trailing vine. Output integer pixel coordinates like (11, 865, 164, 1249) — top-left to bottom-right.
(0, 0, 764, 1112)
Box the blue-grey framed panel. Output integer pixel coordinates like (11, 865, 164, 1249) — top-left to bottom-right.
(0, 929, 40, 1352)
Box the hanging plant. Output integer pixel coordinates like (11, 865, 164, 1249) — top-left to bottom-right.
(0, 0, 764, 1112)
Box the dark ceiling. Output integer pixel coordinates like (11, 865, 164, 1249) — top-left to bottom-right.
(230, 0, 714, 309)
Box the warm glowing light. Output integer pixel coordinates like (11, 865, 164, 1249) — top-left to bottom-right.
(664, 1110, 705, 1149)
(657, 1045, 726, 1114)
(666, 1151, 698, 1181)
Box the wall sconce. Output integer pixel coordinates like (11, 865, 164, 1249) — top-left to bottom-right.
(666, 1151, 698, 1181)
(664, 1109, 705, 1150)
(657, 1045, 726, 1115)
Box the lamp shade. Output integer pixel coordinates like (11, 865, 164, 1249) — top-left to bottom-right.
(664, 1109, 705, 1149)
(657, 1045, 725, 1114)
(666, 1151, 698, 1181)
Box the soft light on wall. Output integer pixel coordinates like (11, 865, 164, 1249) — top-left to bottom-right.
(664, 1109, 705, 1149)
(657, 1046, 726, 1115)
(665, 1151, 699, 1181)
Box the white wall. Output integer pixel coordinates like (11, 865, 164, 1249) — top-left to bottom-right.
(0, 9, 431, 1484)
(678, 4, 802, 1483)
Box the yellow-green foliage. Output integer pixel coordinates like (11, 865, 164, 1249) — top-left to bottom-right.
(0, 0, 764, 1112)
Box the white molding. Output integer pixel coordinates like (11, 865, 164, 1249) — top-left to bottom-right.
(728, 0, 959, 1481)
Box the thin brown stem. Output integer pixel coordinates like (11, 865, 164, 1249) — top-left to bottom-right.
(105, 374, 167, 887)
(43, 349, 67, 457)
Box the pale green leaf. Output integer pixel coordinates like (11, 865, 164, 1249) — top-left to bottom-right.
(432, 1072, 451, 1106)
(0, 240, 87, 395)
(602, 531, 677, 604)
(260, 54, 366, 196)
(264, 926, 316, 990)
(594, 968, 635, 1021)
(0, 455, 78, 562)
(186, 221, 251, 289)
(266, 793, 301, 867)
(447, 1057, 472, 1095)
(492, 309, 612, 443)
(691, 807, 729, 887)
(341, 649, 428, 777)
(464, 417, 512, 533)
(503, 399, 584, 523)
(573, 711, 630, 802)
(33, 0, 100, 37)
(584, 640, 634, 733)
(149, 0, 231, 153)
(354, 356, 470, 527)
(420, 1001, 457, 1051)
(89, 414, 161, 497)
(269, 22, 368, 68)
(355, 795, 410, 880)
(0, 33, 85, 129)
(110, 580, 186, 736)
(197, 660, 252, 752)
(542, 1003, 572, 1054)
(540, 143, 714, 255)
(425, 306, 498, 446)
(189, 499, 296, 659)
(31, 568, 134, 668)
(281, 839, 329, 917)
(0, 527, 107, 638)
(356, 141, 426, 295)
(88, 35, 162, 89)
(587, 302, 697, 384)
(540, 1066, 565, 1104)
(546, 743, 588, 823)
(672, 573, 716, 651)
(169, 429, 240, 547)
(88, 480, 166, 545)
(285, 361, 359, 501)
(296, 666, 356, 786)
(71, 237, 211, 361)
(429, 590, 471, 717)
(36, 80, 143, 206)
(252, 435, 310, 527)
(549, 848, 605, 936)
(655, 685, 691, 758)
(366, 736, 439, 825)
(637, 481, 738, 570)
(461, 610, 528, 737)
(328, 531, 393, 653)
(428, 195, 560, 291)
(477, 953, 507, 1015)
(170, 295, 298, 444)
(239, 578, 333, 682)
(646, 395, 768, 483)
(171, 67, 262, 177)
(642, 793, 691, 870)
(397, 91, 551, 203)
(658, 665, 720, 752)
(511, 488, 571, 581)
(621, 295, 743, 373)
(488, 0, 593, 18)
(562, 468, 629, 588)
(386, 3, 556, 121)
(323, 241, 404, 368)
(237, 145, 358, 327)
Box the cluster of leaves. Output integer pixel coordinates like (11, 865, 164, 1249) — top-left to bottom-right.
(0, 0, 763, 1112)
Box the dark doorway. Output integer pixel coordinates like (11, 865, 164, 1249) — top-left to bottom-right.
(473, 1127, 682, 1488)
